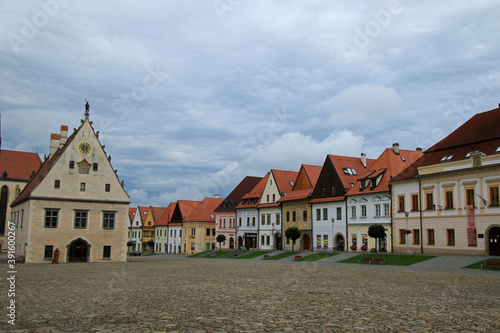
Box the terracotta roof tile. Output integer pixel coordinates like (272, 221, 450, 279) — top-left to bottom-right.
(271, 169, 298, 195)
(185, 197, 224, 222)
(214, 176, 262, 212)
(329, 154, 376, 189)
(236, 174, 269, 209)
(0, 150, 41, 181)
(155, 202, 176, 226)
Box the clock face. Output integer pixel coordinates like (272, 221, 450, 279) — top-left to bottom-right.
(78, 141, 92, 155)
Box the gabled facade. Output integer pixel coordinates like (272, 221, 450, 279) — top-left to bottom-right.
(391, 105, 500, 255)
(155, 203, 175, 253)
(11, 107, 130, 263)
(310, 154, 374, 251)
(235, 175, 268, 250)
(214, 176, 262, 250)
(142, 206, 167, 252)
(280, 164, 322, 251)
(128, 206, 147, 252)
(0, 149, 41, 251)
(346, 145, 423, 253)
(169, 200, 200, 254)
(182, 197, 224, 254)
(257, 170, 298, 250)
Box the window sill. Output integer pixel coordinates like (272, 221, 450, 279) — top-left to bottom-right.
(102, 258, 111, 260)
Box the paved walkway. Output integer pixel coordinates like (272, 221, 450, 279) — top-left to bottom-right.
(2, 254, 499, 332)
(149, 251, 499, 275)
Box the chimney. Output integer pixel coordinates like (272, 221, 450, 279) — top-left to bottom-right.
(416, 147, 423, 152)
(49, 133, 60, 158)
(213, 194, 219, 198)
(392, 142, 400, 155)
(59, 125, 68, 149)
(361, 153, 367, 168)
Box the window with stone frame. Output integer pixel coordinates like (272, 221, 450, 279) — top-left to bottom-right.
(375, 204, 381, 217)
(466, 188, 475, 207)
(399, 229, 406, 244)
(427, 229, 435, 245)
(267, 214, 271, 225)
(323, 208, 328, 220)
(489, 186, 499, 206)
(351, 206, 356, 218)
(413, 229, 420, 245)
(425, 192, 434, 210)
(447, 229, 455, 246)
(316, 209, 321, 221)
(103, 246, 111, 258)
(445, 191, 454, 209)
(44, 209, 59, 228)
(411, 194, 419, 211)
(398, 195, 405, 212)
(337, 207, 342, 220)
(44, 245, 54, 259)
(74, 210, 88, 229)
(102, 211, 116, 229)
(384, 203, 390, 216)
(361, 205, 367, 217)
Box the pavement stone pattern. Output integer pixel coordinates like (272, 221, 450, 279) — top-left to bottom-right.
(1, 253, 499, 332)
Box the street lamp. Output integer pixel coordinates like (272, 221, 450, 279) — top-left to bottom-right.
(405, 211, 409, 255)
(331, 218, 335, 252)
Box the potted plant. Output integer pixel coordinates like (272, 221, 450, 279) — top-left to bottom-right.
(360, 245, 368, 251)
(350, 245, 357, 251)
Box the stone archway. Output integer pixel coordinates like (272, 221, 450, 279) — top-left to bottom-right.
(335, 234, 345, 251)
(488, 227, 500, 255)
(67, 238, 90, 262)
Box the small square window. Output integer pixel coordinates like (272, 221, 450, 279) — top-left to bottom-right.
(105, 184, 111, 192)
(54, 180, 60, 189)
(44, 245, 54, 259)
(103, 211, 116, 229)
(103, 246, 111, 258)
(44, 209, 59, 228)
(93, 163, 98, 171)
(80, 182, 86, 191)
(69, 161, 75, 169)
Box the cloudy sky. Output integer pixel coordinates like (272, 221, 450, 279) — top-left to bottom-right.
(1, 1, 499, 207)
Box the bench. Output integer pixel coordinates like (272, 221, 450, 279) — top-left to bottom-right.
(293, 255, 302, 261)
(481, 260, 500, 269)
(360, 257, 385, 264)
(263, 254, 270, 258)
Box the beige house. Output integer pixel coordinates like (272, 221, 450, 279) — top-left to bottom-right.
(11, 104, 130, 263)
(391, 105, 500, 255)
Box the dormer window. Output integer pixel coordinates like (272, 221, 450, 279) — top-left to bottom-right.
(290, 181, 294, 186)
(342, 168, 357, 175)
(465, 150, 480, 158)
(440, 155, 454, 162)
(401, 156, 406, 162)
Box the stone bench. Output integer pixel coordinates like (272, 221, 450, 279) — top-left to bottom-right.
(481, 260, 500, 269)
(293, 255, 302, 261)
(263, 254, 270, 258)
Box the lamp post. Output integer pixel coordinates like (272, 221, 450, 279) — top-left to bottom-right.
(405, 211, 409, 255)
(331, 218, 335, 252)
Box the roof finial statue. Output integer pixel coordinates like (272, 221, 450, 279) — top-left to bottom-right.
(84, 99, 90, 121)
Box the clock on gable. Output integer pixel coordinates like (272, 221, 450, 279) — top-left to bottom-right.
(78, 141, 92, 155)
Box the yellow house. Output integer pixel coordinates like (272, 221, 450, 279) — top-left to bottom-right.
(280, 164, 322, 251)
(141, 206, 166, 252)
(182, 197, 223, 254)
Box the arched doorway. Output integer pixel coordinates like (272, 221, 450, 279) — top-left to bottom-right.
(67, 238, 90, 262)
(229, 237, 234, 249)
(335, 235, 345, 251)
(275, 233, 282, 250)
(303, 234, 310, 250)
(488, 227, 500, 255)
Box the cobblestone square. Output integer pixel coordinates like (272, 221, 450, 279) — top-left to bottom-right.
(2, 256, 499, 332)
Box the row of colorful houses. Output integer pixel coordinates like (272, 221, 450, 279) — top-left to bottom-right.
(128, 104, 500, 256)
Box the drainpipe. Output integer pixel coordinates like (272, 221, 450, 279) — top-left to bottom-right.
(418, 177, 424, 254)
(308, 202, 313, 251)
(389, 183, 394, 253)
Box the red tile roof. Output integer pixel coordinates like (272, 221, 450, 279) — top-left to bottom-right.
(329, 154, 376, 189)
(279, 164, 322, 202)
(185, 197, 224, 222)
(278, 188, 314, 202)
(175, 200, 201, 220)
(0, 150, 41, 181)
(236, 174, 269, 209)
(155, 202, 175, 226)
(214, 176, 262, 212)
(347, 148, 424, 196)
(393, 105, 500, 181)
(129, 207, 136, 224)
(271, 169, 298, 195)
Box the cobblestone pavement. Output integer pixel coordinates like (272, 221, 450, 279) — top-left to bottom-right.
(1, 255, 499, 332)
